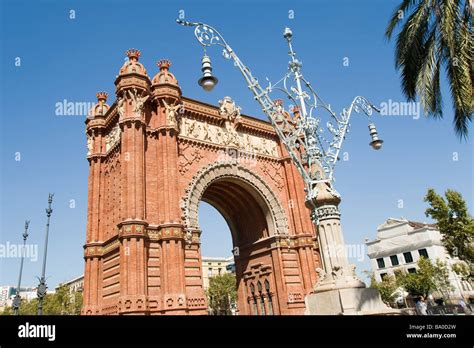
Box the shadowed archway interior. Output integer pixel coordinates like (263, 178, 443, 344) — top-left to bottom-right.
(198, 176, 276, 314)
(201, 178, 270, 247)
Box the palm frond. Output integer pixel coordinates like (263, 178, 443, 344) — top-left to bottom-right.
(395, 0, 431, 69)
(444, 0, 473, 137)
(385, 0, 416, 39)
(416, 27, 443, 117)
(395, 0, 431, 100)
(387, 0, 473, 137)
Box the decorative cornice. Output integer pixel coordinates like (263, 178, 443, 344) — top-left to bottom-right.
(316, 204, 341, 221)
(181, 96, 278, 138)
(84, 244, 103, 258)
(102, 239, 120, 255)
(117, 223, 147, 239)
(177, 136, 280, 163)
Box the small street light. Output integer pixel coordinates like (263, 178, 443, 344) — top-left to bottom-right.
(37, 193, 54, 316)
(12, 220, 30, 315)
(198, 54, 218, 91)
(368, 123, 384, 150)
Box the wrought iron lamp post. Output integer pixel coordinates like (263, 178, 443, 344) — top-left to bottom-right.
(12, 220, 30, 315)
(177, 20, 395, 314)
(37, 193, 54, 316)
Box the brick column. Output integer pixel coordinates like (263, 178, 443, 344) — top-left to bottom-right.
(114, 52, 152, 314)
(82, 96, 107, 315)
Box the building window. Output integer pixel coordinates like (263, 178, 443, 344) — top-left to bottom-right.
(390, 255, 399, 266)
(251, 297, 257, 315)
(380, 273, 388, 280)
(218, 268, 222, 275)
(403, 252, 413, 263)
(250, 283, 258, 315)
(265, 280, 273, 315)
(376, 258, 385, 269)
(260, 297, 266, 315)
(257, 281, 265, 315)
(408, 268, 416, 274)
(208, 268, 213, 277)
(418, 249, 429, 259)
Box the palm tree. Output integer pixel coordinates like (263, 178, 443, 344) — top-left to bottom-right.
(386, 0, 473, 138)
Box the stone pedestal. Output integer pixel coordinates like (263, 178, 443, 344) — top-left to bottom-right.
(305, 287, 399, 315)
(304, 181, 399, 315)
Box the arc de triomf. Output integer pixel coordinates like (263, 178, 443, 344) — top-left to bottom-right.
(82, 49, 321, 315)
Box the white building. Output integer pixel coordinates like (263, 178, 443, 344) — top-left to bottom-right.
(366, 217, 473, 300)
(0, 286, 15, 311)
(56, 275, 84, 294)
(18, 288, 38, 302)
(0, 286, 44, 311)
(201, 256, 234, 290)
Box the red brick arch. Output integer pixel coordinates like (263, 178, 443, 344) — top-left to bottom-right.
(181, 162, 289, 237)
(82, 56, 321, 315)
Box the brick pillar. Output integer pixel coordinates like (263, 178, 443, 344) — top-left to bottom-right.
(150, 61, 201, 314)
(184, 230, 208, 314)
(115, 59, 152, 314)
(153, 98, 189, 314)
(278, 141, 319, 297)
(82, 106, 106, 315)
(117, 111, 149, 314)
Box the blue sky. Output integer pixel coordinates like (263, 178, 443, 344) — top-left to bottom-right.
(0, 0, 472, 289)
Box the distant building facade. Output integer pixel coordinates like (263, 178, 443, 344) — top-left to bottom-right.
(0, 286, 43, 311)
(201, 256, 234, 290)
(366, 218, 473, 300)
(0, 286, 15, 311)
(56, 275, 84, 295)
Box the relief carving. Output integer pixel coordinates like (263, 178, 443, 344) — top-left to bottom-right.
(261, 162, 284, 191)
(105, 124, 121, 152)
(179, 113, 278, 158)
(163, 99, 182, 127)
(127, 88, 149, 117)
(219, 96, 241, 121)
(86, 134, 93, 156)
(178, 145, 204, 174)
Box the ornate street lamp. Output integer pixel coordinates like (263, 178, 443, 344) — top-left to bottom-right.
(37, 193, 54, 315)
(198, 54, 219, 91)
(177, 20, 393, 314)
(12, 220, 30, 315)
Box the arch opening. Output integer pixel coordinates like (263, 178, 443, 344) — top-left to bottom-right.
(183, 163, 293, 315)
(195, 170, 282, 315)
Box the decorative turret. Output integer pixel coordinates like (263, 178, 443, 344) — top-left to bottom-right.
(115, 48, 151, 100)
(152, 60, 179, 86)
(119, 49, 148, 76)
(88, 92, 110, 119)
(151, 59, 181, 101)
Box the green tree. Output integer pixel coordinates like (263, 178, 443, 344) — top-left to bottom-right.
(397, 257, 453, 298)
(206, 273, 237, 315)
(424, 188, 474, 266)
(386, 0, 473, 137)
(1, 285, 83, 315)
(452, 260, 471, 281)
(369, 274, 399, 306)
(432, 259, 454, 300)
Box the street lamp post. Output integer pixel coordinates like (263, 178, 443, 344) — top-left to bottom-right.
(37, 193, 54, 316)
(177, 19, 396, 314)
(12, 220, 30, 315)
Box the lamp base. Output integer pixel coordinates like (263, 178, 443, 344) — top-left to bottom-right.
(304, 287, 400, 315)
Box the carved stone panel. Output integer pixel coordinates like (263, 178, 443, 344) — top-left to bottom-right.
(179, 117, 278, 157)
